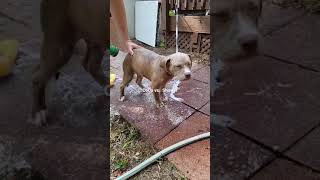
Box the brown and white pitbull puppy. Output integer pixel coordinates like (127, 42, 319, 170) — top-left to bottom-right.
(212, 0, 262, 91)
(30, 0, 107, 126)
(120, 48, 192, 107)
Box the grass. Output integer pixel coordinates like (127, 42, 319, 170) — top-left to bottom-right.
(110, 106, 187, 180)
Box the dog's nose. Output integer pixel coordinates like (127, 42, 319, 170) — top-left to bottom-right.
(185, 74, 191, 79)
(239, 34, 258, 51)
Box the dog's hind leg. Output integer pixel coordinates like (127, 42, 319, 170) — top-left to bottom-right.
(136, 74, 145, 89)
(212, 58, 227, 96)
(83, 42, 106, 86)
(31, 38, 75, 126)
(30, 0, 76, 126)
(120, 55, 134, 101)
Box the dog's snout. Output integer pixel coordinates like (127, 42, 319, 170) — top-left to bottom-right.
(239, 34, 258, 51)
(184, 69, 191, 79)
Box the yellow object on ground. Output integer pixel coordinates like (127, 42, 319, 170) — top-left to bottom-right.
(0, 40, 19, 77)
(110, 73, 116, 87)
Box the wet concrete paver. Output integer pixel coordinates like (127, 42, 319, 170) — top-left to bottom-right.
(213, 56, 320, 151)
(156, 112, 210, 180)
(259, 1, 305, 36)
(286, 127, 320, 171)
(0, 0, 41, 30)
(250, 158, 320, 180)
(200, 102, 210, 116)
(212, 125, 274, 180)
(156, 112, 210, 147)
(212, 3, 320, 178)
(0, 0, 41, 41)
(29, 138, 106, 180)
(0, 15, 40, 42)
(262, 14, 320, 71)
(192, 66, 210, 84)
(110, 78, 195, 144)
(175, 79, 210, 110)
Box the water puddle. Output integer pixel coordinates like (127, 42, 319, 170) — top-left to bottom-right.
(169, 80, 184, 102)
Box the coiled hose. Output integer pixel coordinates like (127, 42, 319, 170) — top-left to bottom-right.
(115, 132, 210, 180)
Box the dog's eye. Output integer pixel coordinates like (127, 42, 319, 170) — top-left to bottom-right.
(176, 65, 182, 68)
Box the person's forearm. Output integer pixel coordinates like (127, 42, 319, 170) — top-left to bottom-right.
(110, 0, 130, 42)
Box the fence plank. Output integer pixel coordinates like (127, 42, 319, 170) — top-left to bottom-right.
(205, 0, 210, 10)
(168, 16, 210, 34)
(181, 0, 187, 10)
(187, 0, 196, 10)
(196, 0, 205, 10)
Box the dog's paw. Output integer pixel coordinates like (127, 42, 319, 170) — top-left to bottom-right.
(28, 110, 47, 127)
(162, 96, 168, 102)
(119, 96, 125, 102)
(156, 102, 165, 108)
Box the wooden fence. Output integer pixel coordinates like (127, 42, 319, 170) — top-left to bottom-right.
(160, 0, 210, 56)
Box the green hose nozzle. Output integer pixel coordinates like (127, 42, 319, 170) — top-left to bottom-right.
(109, 45, 119, 57)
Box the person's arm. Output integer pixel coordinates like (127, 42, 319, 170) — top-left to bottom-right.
(110, 0, 140, 55)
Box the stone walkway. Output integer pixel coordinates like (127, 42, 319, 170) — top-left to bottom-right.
(212, 1, 320, 180)
(110, 52, 210, 180)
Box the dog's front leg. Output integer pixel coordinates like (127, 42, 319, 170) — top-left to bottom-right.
(31, 74, 47, 126)
(159, 86, 168, 102)
(153, 90, 162, 108)
(30, 37, 75, 126)
(213, 58, 227, 95)
(152, 82, 163, 108)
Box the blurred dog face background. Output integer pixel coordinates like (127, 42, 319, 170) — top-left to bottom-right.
(213, 0, 262, 62)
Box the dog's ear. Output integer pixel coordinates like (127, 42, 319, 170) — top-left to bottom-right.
(160, 57, 171, 72)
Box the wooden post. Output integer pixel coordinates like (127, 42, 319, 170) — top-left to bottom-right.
(196, 0, 206, 10)
(205, 0, 210, 10)
(161, 0, 170, 48)
(187, 0, 196, 10)
(181, 0, 187, 10)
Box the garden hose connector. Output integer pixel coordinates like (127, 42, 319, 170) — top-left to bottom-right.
(109, 45, 119, 57)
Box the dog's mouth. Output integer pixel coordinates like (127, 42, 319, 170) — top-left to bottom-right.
(184, 75, 191, 80)
(181, 77, 190, 81)
(175, 75, 191, 81)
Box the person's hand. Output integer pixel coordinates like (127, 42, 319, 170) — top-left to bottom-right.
(126, 40, 140, 56)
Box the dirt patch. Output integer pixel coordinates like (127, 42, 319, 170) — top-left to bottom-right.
(110, 106, 187, 180)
